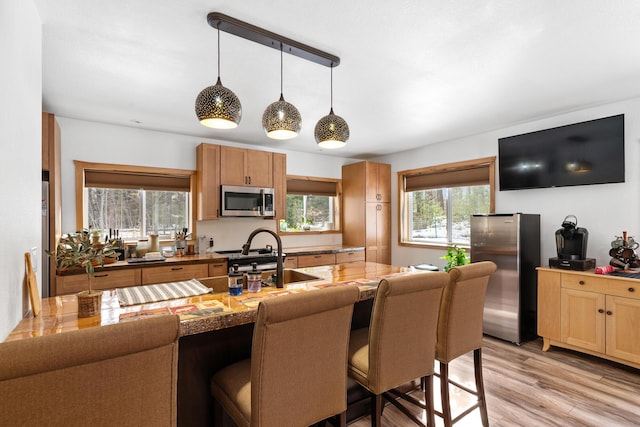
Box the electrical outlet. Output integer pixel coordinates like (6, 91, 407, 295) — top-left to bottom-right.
(30, 247, 38, 273)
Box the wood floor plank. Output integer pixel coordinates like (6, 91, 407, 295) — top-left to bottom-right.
(348, 336, 640, 426)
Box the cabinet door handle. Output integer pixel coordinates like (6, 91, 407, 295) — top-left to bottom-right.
(171, 267, 183, 271)
(94, 273, 108, 278)
(598, 309, 604, 313)
(578, 280, 585, 285)
(606, 310, 613, 316)
(629, 287, 635, 292)
(314, 255, 322, 259)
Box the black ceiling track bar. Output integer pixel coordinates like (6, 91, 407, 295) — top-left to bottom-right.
(207, 12, 340, 67)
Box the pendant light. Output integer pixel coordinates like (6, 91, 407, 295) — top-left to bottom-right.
(195, 24, 242, 129)
(262, 43, 302, 140)
(314, 64, 349, 149)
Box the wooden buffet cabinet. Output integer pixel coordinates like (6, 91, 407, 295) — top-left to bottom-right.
(538, 267, 640, 369)
(342, 161, 391, 264)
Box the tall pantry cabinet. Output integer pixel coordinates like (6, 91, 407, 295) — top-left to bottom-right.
(342, 161, 391, 264)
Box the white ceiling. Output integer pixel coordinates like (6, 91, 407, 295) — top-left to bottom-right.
(34, 0, 640, 159)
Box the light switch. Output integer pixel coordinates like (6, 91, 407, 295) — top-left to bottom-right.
(30, 247, 38, 272)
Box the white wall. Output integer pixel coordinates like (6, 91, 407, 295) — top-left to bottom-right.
(377, 98, 640, 270)
(0, 0, 42, 340)
(57, 118, 356, 251)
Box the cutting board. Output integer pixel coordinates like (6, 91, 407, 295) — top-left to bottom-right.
(25, 252, 41, 316)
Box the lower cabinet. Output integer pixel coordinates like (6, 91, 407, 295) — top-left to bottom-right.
(142, 264, 209, 285)
(55, 268, 142, 295)
(336, 251, 365, 264)
(538, 267, 640, 368)
(283, 255, 298, 269)
(297, 253, 336, 268)
(208, 260, 228, 277)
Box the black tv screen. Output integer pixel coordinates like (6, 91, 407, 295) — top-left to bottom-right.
(498, 114, 625, 190)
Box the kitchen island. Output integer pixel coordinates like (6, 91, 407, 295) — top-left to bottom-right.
(7, 261, 415, 427)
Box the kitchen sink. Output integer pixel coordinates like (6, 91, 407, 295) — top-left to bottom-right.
(262, 269, 323, 284)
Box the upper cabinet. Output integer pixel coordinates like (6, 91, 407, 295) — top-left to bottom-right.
(272, 152, 287, 223)
(42, 112, 62, 297)
(196, 143, 220, 220)
(365, 161, 391, 203)
(196, 144, 284, 221)
(220, 146, 273, 188)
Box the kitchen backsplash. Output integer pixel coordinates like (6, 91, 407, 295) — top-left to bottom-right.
(196, 218, 342, 252)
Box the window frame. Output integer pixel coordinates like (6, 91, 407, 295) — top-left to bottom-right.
(278, 175, 342, 236)
(74, 160, 197, 242)
(397, 157, 496, 249)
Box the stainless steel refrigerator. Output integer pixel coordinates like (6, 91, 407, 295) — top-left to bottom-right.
(470, 213, 540, 344)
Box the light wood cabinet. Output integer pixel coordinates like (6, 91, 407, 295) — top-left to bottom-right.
(364, 161, 391, 203)
(272, 152, 287, 224)
(141, 264, 209, 285)
(208, 260, 228, 277)
(336, 250, 366, 264)
(283, 255, 298, 269)
(297, 253, 336, 268)
(56, 269, 142, 295)
(342, 161, 391, 265)
(220, 146, 273, 187)
(196, 143, 221, 220)
(43, 112, 62, 297)
(538, 268, 640, 368)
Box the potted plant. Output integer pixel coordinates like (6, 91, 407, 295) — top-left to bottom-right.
(301, 217, 313, 231)
(48, 230, 117, 317)
(440, 244, 469, 272)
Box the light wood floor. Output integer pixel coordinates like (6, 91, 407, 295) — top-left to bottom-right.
(349, 336, 640, 426)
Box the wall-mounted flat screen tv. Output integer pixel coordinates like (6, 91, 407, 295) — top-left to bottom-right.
(498, 114, 625, 191)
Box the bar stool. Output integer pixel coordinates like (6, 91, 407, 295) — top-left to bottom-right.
(347, 272, 449, 427)
(434, 261, 497, 427)
(210, 285, 360, 427)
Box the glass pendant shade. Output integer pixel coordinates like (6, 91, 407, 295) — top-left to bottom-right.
(262, 94, 302, 139)
(315, 108, 349, 149)
(195, 77, 242, 129)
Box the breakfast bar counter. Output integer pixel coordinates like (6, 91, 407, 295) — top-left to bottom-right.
(7, 262, 409, 342)
(6, 261, 416, 427)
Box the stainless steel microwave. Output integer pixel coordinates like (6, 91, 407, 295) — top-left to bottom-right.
(221, 185, 275, 217)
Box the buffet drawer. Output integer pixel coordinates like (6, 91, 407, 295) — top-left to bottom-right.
(562, 272, 640, 300)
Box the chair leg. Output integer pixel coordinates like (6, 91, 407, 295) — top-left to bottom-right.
(424, 374, 436, 427)
(371, 394, 383, 427)
(474, 348, 489, 427)
(440, 361, 453, 427)
(337, 411, 346, 427)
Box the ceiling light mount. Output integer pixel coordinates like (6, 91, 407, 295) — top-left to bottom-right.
(207, 12, 340, 67)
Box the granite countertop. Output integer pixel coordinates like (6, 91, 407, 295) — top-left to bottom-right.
(57, 245, 364, 276)
(7, 262, 414, 341)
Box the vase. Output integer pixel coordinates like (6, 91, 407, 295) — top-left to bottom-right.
(148, 233, 159, 253)
(77, 289, 102, 318)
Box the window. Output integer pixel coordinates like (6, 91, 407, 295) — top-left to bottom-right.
(399, 157, 495, 247)
(74, 161, 196, 241)
(280, 176, 341, 233)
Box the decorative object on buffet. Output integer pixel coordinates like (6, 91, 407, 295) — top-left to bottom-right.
(609, 231, 639, 269)
(47, 231, 117, 318)
(196, 12, 348, 148)
(549, 215, 595, 270)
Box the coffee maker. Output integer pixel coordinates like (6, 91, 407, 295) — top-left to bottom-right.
(549, 215, 596, 270)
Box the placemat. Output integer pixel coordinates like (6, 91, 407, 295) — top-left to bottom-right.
(117, 279, 213, 307)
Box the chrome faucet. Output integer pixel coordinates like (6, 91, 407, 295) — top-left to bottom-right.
(241, 228, 284, 288)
